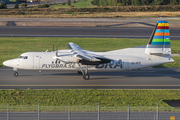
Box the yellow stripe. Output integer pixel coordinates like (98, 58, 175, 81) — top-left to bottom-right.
(158, 23, 169, 26)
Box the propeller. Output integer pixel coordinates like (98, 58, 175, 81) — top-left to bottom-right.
(56, 50, 58, 57)
(54, 45, 58, 58)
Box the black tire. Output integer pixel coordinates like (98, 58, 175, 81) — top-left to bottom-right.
(83, 74, 90, 80)
(77, 71, 82, 74)
(14, 71, 18, 77)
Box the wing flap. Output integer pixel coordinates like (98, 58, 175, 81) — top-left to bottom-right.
(76, 54, 100, 62)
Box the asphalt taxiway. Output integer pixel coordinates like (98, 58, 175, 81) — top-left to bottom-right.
(0, 67, 180, 89)
(0, 27, 180, 40)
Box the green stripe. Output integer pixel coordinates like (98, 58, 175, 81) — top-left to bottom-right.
(164, 39, 170, 42)
(153, 39, 170, 42)
(153, 39, 163, 42)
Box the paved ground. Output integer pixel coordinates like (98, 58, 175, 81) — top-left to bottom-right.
(0, 67, 180, 89)
(1, 17, 180, 39)
(0, 111, 179, 120)
(0, 26, 180, 40)
(0, 17, 180, 27)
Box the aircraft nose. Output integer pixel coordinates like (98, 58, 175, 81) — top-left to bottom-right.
(3, 59, 17, 67)
(3, 60, 9, 66)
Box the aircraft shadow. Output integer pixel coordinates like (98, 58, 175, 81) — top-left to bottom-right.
(163, 100, 180, 108)
(44, 68, 180, 80)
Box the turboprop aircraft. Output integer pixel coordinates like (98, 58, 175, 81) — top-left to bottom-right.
(3, 20, 174, 80)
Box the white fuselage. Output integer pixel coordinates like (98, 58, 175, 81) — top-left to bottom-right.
(3, 45, 174, 72)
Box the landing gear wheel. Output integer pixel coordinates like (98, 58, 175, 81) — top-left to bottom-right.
(77, 63, 90, 80)
(83, 74, 90, 80)
(14, 71, 18, 77)
(77, 71, 82, 74)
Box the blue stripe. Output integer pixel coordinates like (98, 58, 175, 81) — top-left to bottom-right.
(155, 29, 169, 33)
(151, 42, 170, 45)
(153, 36, 170, 39)
(157, 21, 168, 23)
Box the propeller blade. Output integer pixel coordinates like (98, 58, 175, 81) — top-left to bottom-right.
(53, 44, 54, 51)
(56, 50, 58, 57)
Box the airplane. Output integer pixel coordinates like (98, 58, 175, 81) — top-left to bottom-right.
(3, 20, 174, 80)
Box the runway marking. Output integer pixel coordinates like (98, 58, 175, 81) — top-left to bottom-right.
(0, 85, 180, 87)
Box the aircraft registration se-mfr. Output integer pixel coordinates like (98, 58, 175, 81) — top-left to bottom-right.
(3, 21, 174, 80)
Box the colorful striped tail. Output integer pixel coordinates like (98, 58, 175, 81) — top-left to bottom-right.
(145, 21, 171, 55)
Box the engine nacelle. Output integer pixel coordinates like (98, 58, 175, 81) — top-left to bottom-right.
(60, 56, 79, 63)
(54, 50, 78, 63)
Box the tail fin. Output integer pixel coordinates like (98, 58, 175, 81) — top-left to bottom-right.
(145, 21, 171, 55)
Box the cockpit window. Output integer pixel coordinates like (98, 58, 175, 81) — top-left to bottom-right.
(19, 56, 28, 59)
(19, 56, 24, 59)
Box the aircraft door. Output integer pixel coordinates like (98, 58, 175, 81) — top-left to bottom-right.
(123, 59, 129, 69)
(33, 56, 40, 69)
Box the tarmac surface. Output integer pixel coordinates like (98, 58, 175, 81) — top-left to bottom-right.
(1, 17, 180, 28)
(0, 111, 179, 120)
(0, 26, 180, 40)
(0, 67, 180, 89)
(0, 17, 180, 39)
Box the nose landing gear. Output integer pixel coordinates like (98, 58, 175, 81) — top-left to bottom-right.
(14, 71, 18, 77)
(13, 68, 18, 77)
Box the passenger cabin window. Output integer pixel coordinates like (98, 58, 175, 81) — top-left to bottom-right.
(19, 56, 28, 59)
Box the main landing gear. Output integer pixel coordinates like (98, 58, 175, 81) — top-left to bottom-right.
(14, 71, 18, 77)
(77, 63, 90, 80)
(83, 74, 90, 80)
(77, 71, 82, 74)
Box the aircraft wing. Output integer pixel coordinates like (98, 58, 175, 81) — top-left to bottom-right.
(68, 42, 83, 51)
(68, 42, 111, 63)
(75, 52, 101, 62)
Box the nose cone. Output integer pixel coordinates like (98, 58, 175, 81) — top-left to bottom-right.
(3, 59, 17, 67)
(3, 60, 9, 67)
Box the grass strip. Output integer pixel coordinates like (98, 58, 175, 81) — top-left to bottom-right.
(0, 89, 180, 109)
(1, 11, 180, 18)
(0, 105, 178, 112)
(0, 37, 180, 67)
(49, 0, 95, 8)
